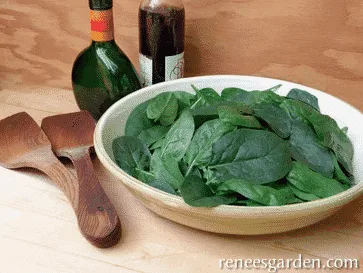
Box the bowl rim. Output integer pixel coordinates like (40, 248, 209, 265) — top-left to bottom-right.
(94, 74, 363, 216)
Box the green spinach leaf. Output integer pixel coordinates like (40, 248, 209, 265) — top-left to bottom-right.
(289, 120, 334, 177)
(150, 138, 165, 150)
(149, 179, 178, 195)
(286, 162, 345, 198)
(209, 129, 292, 184)
(150, 149, 184, 190)
(218, 106, 263, 128)
(125, 100, 154, 136)
(181, 175, 237, 207)
(287, 88, 320, 111)
(138, 125, 170, 146)
(113, 136, 151, 177)
(221, 85, 283, 106)
(288, 184, 320, 202)
(147, 92, 178, 126)
(173, 91, 195, 105)
(191, 85, 222, 109)
(217, 179, 288, 206)
(281, 99, 354, 174)
(253, 103, 291, 138)
(185, 119, 235, 175)
(332, 154, 351, 185)
(309, 114, 354, 174)
(137, 170, 155, 183)
(161, 110, 195, 161)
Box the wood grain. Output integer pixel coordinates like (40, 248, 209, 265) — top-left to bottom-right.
(1, 0, 363, 109)
(0, 0, 363, 272)
(0, 112, 121, 248)
(41, 111, 121, 248)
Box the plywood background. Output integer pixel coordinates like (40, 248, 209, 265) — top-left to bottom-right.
(1, 0, 363, 109)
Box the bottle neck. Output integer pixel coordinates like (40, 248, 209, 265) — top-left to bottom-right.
(90, 8, 114, 42)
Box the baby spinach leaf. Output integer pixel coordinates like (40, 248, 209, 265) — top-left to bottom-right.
(179, 161, 189, 177)
(185, 119, 235, 175)
(286, 162, 346, 198)
(180, 156, 204, 178)
(288, 184, 320, 202)
(287, 88, 320, 111)
(191, 104, 220, 128)
(137, 170, 155, 183)
(173, 91, 195, 105)
(253, 103, 291, 138)
(161, 110, 195, 161)
(218, 106, 263, 128)
(231, 199, 271, 206)
(273, 184, 304, 204)
(173, 91, 195, 113)
(150, 149, 184, 190)
(192, 101, 253, 128)
(289, 120, 334, 177)
(245, 200, 266, 206)
(181, 175, 237, 207)
(286, 196, 305, 204)
(221, 85, 284, 106)
(149, 179, 178, 195)
(125, 100, 154, 137)
(264, 84, 283, 93)
(309, 114, 354, 174)
(221, 87, 249, 102)
(281, 99, 354, 174)
(138, 125, 170, 146)
(205, 171, 235, 193)
(191, 85, 222, 109)
(113, 136, 151, 177)
(209, 129, 292, 184)
(150, 138, 165, 150)
(332, 154, 351, 185)
(147, 92, 178, 126)
(217, 179, 287, 206)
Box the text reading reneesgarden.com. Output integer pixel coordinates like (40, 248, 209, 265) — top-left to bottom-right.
(219, 254, 359, 272)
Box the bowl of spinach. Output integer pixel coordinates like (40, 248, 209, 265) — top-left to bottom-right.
(94, 75, 363, 235)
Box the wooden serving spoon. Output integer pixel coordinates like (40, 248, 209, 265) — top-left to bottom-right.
(0, 112, 121, 248)
(41, 111, 121, 246)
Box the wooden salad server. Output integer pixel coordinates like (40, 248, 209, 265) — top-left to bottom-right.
(41, 111, 121, 247)
(0, 112, 121, 248)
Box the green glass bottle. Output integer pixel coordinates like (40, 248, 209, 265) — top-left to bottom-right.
(72, 0, 141, 120)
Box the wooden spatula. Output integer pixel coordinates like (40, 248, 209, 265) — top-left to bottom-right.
(0, 112, 121, 248)
(41, 111, 121, 244)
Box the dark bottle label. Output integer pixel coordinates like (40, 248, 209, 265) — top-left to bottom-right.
(139, 6, 185, 87)
(90, 9, 114, 41)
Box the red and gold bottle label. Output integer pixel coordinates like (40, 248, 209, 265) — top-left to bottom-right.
(90, 9, 114, 42)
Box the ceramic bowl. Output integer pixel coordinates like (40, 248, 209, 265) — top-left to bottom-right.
(94, 75, 363, 235)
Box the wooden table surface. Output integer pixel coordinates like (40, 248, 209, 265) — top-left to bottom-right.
(1, 0, 363, 272)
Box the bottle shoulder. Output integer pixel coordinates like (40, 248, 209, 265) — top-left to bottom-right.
(72, 44, 94, 68)
(140, 0, 184, 10)
(72, 41, 141, 88)
(72, 42, 135, 73)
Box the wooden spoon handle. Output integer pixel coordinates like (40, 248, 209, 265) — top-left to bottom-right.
(30, 155, 79, 208)
(35, 154, 120, 248)
(69, 149, 121, 248)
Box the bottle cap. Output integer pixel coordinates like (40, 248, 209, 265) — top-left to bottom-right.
(89, 0, 113, 10)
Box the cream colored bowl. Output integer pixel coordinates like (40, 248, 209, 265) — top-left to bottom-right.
(94, 75, 363, 235)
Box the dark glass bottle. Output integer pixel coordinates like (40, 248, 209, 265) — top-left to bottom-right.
(139, 0, 185, 87)
(72, 0, 141, 120)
